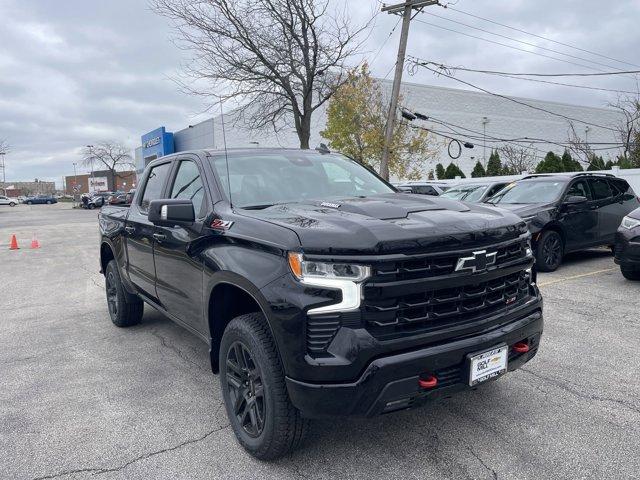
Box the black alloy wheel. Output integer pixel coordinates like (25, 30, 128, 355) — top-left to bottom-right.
(105, 269, 119, 319)
(226, 341, 266, 438)
(536, 230, 563, 272)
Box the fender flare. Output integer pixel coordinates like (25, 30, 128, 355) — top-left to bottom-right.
(205, 271, 284, 373)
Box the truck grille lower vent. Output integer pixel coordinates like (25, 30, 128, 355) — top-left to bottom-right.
(306, 315, 341, 355)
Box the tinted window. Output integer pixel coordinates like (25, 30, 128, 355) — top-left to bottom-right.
(139, 162, 171, 213)
(566, 180, 592, 200)
(414, 186, 436, 195)
(170, 160, 206, 216)
(589, 178, 612, 200)
(610, 179, 629, 196)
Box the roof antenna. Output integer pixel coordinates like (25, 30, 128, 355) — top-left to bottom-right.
(218, 97, 233, 209)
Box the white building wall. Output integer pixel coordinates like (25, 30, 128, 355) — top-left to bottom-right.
(168, 80, 625, 180)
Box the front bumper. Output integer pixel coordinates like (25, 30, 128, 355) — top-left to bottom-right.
(286, 310, 542, 418)
(614, 228, 640, 267)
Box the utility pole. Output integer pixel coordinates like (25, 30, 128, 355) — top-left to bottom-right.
(380, 0, 439, 180)
(0, 152, 5, 195)
(482, 117, 489, 167)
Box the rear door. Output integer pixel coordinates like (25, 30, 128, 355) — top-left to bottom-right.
(589, 177, 618, 244)
(153, 156, 210, 334)
(125, 160, 173, 300)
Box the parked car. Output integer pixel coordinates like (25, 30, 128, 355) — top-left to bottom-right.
(614, 207, 640, 280)
(107, 193, 128, 205)
(99, 148, 542, 459)
(24, 195, 57, 205)
(440, 181, 511, 203)
(486, 173, 640, 272)
(0, 195, 19, 206)
(394, 181, 449, 196)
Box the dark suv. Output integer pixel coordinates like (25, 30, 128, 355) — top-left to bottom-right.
(615, 207, 640, 280)
(487, 173, 639, 271)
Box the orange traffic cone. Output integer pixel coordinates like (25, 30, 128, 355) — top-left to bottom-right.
(9, 234, 19, 250)
(31, 233, 40, 249)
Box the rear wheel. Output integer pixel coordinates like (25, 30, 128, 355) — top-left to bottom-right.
(104, 260, 143, 327)
(536, 230, 563, 272)
(46, 200, 52, 204)
(26, 201, 33, 205)
(220, 313, 308, 460)
(621, 265, 640, 281)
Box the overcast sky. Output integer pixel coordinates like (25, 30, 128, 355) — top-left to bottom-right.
(1, 0, 639, 186)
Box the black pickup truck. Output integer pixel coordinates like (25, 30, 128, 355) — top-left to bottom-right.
(99, 148, 543, 459)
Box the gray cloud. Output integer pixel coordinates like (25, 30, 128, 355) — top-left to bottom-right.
(1, 0, 639, 185)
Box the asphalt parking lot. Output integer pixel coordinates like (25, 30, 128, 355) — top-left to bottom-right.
(1, 203, 639, 480)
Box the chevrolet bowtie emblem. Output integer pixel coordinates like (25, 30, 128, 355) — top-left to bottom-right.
(455, 250, 497, 273)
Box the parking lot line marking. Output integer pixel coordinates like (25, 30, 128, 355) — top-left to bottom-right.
(538, 267, 616, 288)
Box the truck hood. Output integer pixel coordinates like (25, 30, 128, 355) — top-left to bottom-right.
(491, 203, 555, 217)
(241, 193, 526, 255)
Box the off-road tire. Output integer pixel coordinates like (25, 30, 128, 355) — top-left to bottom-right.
(621, 265, 640, 281)
(536, 230, 563, 272)
(104, 260, 143, 327)
(220, 312, 308, 460)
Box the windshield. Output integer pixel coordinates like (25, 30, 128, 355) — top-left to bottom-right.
(210, 151, 394, 208)
(488, 180, 565, 204)
(441, 184, 489, 202)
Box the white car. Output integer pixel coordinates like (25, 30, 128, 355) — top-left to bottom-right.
(0, 195, 19, 206)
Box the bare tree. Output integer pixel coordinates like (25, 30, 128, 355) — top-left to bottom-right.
(609, 94, 640, 166)
(499, 144, 536, 174)
(151, 0, 369, 149)
(81, 142, 134, 191)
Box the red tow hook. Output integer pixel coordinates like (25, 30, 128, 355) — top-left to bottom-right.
(512, 341, 530, 354)
(419, 375, 438, 389)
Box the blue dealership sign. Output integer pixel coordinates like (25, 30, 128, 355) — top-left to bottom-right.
(141, 127, 174, 163)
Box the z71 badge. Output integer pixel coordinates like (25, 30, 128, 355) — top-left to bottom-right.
(320, 202, 341, 209)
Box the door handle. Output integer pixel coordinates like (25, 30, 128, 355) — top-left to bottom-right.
(153, 233, 166, 242)
(124, 225, 135, 234)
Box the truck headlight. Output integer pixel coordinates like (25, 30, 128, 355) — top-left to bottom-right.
(621, 216, 640, 230)
(288, 252, 371, 314)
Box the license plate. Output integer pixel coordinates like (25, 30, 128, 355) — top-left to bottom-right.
(468, 345, 508, 386)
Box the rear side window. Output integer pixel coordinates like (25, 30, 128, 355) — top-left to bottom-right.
(589, 178, 612, 200)
(139, 162, 172, 213)
(170, 160, 206, 217)
(610, 179, 629, 196)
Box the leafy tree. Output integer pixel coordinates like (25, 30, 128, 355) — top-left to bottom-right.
(561, 150, 582, 172)
(486, 150, 502, 176)
(321, 63, 437, 179)
(471, 161, 486, 178)
(587, 154, 606, 171)
(435, 163, 446, 180)
(535, 151, 563, 173)
(444, 162, 465, 179)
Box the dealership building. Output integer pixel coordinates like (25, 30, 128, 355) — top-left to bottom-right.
(63, 169, 136, 195)
(135, 80, 624, 180)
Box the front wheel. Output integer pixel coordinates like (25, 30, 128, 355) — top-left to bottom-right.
(621, 265, 640, 281)
(26, 201, 33, 205)
(536, 230, 563, 272)
(104, 260, 143, 327)
(46, 200, 52, 204)
(88, 203, 95, 210)
(220, 313, 308, 460)
(9, 202, 15, 207)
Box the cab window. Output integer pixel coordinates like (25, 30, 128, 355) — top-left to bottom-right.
(170, 160, 206, 217)
(139, 162, 172, 213)
(589, 178, 612, 200)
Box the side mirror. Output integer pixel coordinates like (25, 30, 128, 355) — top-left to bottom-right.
(148, 199, 195, 226)
(564, 195, 588, 205)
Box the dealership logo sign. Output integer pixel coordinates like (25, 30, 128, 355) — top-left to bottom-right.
(143, 136, 161, 149)
(455, 250, 497, 273)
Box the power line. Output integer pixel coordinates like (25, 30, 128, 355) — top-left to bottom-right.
(412, 18, 615, 74)
(419, 67, 640, 78)
(420, 61, 640, 95)
(409, 60, 620, 132)
(442, 5, 640, 70)
(422, 11, 631, 74)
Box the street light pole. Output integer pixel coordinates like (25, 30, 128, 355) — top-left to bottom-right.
(482, 117, 489, 167)
(73, 162, 78, 207)
(0, 153, 5, 195)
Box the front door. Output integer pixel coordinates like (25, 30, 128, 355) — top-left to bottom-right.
(561, 179, 599, 250)
(125, 161, 172, 300)
(153, 157, 209, 334)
